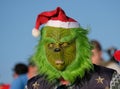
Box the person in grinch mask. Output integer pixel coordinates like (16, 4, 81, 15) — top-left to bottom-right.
(27, 7, 120, 89)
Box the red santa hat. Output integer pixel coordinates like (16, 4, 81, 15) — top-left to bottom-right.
(32, 7, 80, 37)
(114, 50, 120, 61)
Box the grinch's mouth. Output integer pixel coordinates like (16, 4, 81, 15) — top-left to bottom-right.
(55, 60, 64, 65)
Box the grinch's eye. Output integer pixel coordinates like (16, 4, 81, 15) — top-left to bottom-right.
(60, 42, 69, 47)
(48, 43, 54, 48)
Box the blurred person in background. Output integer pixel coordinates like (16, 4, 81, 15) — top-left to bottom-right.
(11, 57, 38, 89)
(104, 47, 120, 74)
(11, 63, 28, 89)
(90, 40, 104, 66)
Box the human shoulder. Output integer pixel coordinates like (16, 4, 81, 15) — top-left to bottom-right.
(93, 64, 115, 74)
(106, 62, 120, 74)
(11, 76, 24, 89)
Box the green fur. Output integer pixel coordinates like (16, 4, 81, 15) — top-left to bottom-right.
(33, 26, 93, 83)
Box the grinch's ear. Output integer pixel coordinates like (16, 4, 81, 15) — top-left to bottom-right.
(114, 50, 120, 62)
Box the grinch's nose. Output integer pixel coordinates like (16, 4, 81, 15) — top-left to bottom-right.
(54, 48, 61, 52)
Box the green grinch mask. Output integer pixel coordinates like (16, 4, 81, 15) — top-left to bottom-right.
(33, 26, 93, 83)
(44, 27, 76, 71)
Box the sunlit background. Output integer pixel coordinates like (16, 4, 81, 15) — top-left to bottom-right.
(0, 0, 120, 84)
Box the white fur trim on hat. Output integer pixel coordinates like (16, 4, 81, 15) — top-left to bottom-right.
(45, 20, 80, 28)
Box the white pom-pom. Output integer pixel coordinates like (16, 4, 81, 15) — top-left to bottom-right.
(32, 28, 40, 37)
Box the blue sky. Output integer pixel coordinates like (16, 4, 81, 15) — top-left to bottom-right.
(0, 0, 120, 84)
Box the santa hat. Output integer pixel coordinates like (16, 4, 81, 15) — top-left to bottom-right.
(32, 7, 80, 37)
(114, 50, 120, 61)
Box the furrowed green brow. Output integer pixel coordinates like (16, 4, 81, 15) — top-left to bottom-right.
(60, 35, 76, 43)
(44, 37, 56, 43)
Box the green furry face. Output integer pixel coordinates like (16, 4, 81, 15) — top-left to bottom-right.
(33, 26, 93, 82)
(44, 27, 76, 71)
